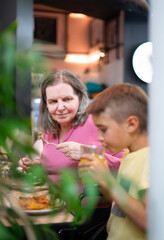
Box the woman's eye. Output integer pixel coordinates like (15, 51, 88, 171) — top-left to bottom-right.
(49, 100, 57, 104)
(64, 97, 71, 101)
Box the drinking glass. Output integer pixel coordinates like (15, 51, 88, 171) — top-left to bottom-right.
(79, 144, 105, 196)
(80, 144, 105, 162)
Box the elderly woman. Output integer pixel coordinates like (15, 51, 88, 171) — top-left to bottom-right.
(19, 69, 124, 182)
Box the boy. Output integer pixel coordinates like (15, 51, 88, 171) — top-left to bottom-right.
(78, 83, 148, 240)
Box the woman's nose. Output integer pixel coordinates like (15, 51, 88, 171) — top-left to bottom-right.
(57, 100, 65, 110)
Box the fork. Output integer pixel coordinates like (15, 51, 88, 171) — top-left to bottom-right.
(40, 137, 57, 146)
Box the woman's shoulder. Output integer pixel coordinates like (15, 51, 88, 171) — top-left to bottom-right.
(78, 115, 97, 131)
(44, 132, 57, 142)
(77, 115, 98, 137)
(84, 114, 95, 126)
(72, 115, 97, 135)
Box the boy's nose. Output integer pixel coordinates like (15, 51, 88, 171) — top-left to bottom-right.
(98, 134, 104, 143)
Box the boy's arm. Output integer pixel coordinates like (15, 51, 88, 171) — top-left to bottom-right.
(78, 154, 147, 232)
(123, 191, 147, 232)
(103, 176, 147, 232)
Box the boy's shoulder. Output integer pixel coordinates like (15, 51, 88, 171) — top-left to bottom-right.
(121, 147, 149, 166)
(125, 147, 149, 157)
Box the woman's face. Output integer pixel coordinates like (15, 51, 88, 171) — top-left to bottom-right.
(46, 83, 80, 128)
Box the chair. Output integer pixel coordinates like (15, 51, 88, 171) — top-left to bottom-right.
(57, 188, 111, 240)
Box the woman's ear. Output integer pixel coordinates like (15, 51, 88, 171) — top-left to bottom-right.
(126, 115, 139, 133)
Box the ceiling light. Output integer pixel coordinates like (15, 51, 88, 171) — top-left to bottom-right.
(132, 42, 153, 83)
(65, 54, 88, 63)
(69, 13, 87, 18)
(88, 51, 101, 62)
(64, 51, 105, 64)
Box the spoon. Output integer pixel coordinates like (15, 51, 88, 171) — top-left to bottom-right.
(37, 132, 57, 146)
(40, 137, 57, 146)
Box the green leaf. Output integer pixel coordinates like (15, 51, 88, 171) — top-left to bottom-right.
(33, 225, 59, 240)
(24, 165, 47, 186)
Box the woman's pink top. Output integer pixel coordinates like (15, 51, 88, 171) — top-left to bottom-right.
(40, 115, 124, 182)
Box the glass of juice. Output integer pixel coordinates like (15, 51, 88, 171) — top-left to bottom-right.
(79, 144, 105, 189)
(80, 144, 105, 162)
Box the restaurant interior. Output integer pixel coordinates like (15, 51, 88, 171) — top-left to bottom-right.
(32, 1, 148, 139)
(2, 1, 161, 240)
(1, 0, 149, 124)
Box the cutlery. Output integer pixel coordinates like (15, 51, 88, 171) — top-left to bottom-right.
(37, 132, 57, 146)
(40, 137, 57, 146)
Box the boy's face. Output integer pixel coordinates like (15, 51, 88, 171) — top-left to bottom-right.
(92, 110, 128, 153)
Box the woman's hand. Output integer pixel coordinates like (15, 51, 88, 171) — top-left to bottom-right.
(56, 141, 81, 161)
(18, 157, 40, 171)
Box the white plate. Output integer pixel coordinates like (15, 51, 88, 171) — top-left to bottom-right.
(11, 180, 49, 192)
(5, 191, 65, 215)
(23, 208, 59, 215)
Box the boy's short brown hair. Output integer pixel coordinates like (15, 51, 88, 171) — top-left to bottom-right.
(87, 83, 148, 133)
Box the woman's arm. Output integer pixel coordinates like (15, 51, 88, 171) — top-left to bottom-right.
(32, 139, 43, 158)
(18, 139, 43, 171)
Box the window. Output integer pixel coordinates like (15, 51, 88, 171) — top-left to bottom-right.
(34, 17, 57, 44)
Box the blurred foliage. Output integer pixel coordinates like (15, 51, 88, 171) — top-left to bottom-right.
(0, 22, 98, 240)
(0, 21, 46, 161)
(57, 169, 98, 224)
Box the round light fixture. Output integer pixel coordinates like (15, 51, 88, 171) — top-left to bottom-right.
(132, 42, 153, 83)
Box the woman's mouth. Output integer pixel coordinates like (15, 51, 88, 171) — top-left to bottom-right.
(56, 113, 69, 117)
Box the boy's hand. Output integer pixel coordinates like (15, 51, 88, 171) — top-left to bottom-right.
(78, 153, 110, 185)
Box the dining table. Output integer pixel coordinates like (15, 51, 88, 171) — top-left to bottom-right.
(2, 183, 74, 224)
(0, 164, 107, 240)
(0, 181, 77, 240)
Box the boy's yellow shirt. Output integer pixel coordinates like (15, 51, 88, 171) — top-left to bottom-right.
(107, 147, 149, 240)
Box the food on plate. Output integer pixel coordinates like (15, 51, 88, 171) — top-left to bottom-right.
(37, 131, 43, 140)
(0, 162, 11, 178)
(19, 195, 53, 210)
